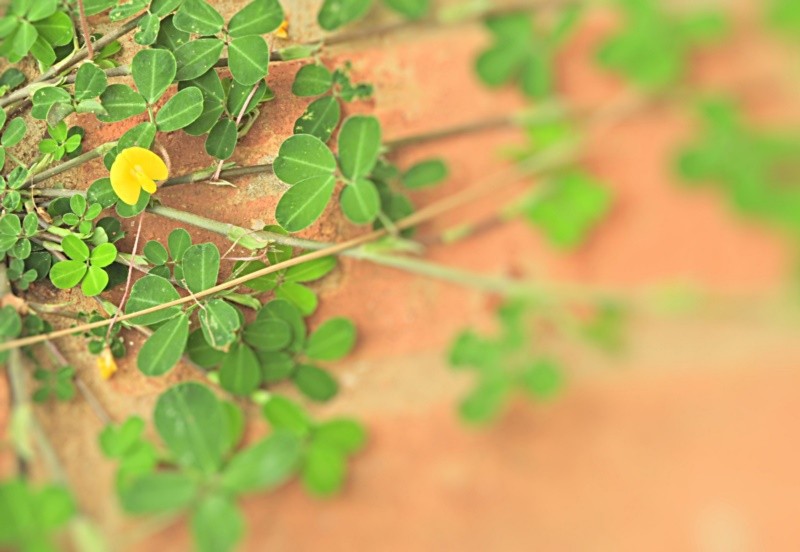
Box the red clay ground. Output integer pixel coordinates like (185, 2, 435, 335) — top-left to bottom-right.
(4, 1, 800, 551)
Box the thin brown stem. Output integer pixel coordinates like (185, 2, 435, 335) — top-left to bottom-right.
(76, 0, 94, 60)
(106, 213, 144, 341)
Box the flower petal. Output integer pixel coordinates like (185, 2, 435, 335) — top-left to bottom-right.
(110, 154, 141, 206)
(121, 146, 168, 181)
(138, 173, 157, 194)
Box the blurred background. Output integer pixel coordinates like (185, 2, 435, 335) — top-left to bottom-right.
(7, 0, 800, 550)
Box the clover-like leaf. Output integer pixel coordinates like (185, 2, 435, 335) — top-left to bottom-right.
(132, 48, 177, 104)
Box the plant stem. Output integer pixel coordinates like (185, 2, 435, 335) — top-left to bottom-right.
(26, 142, 117, 189)
(76, 0, 94, 60)
(0, 138, 578, 352)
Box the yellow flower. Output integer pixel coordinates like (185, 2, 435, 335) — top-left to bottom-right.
(110, 147, 168, 205)
(97, 346, 118, 380)
(276, 19, 289, 38)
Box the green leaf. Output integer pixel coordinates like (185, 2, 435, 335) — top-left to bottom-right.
(143, 241, 168, 265)
(31, 86, 69, 120)
(119, 121, 157, 150)
(228, 35, 270, 86)
(124, 274, 182, 326)
(338, 115, 381, 180)
(274, 282, 317, 315)
(74, 63, 107, 101)
(81, 265, 108, 296)
(242, 318, 291, 352)
(90, 243, 117, 268)
(258, 299, 305, 351)
(137, 314, 189, 376)
(168, 228, 191, 261)
(156, 14, 189, 50)
(154, 382, 229, 474)
(318, 0, 371, 31)
(294, 95, 341, 143)
(226, 79, 267, 115)
(302, 442, 345, 496)
(459, 378, 508, 424)
(150, 0, 184, 17)
(262, 396, 312, 436)
(118, 472, 198, 514)
(83, 0, 117, 16)
(305, 317, 356, 361)
(383, 0, 428, 19)
(524, 171, 611, 249)
(186, 329, 224, 368)
(283, 255, 336, 283)
(27, 0, 58, 21)
(294, 364, 338, 401)
(292, 64, 333, 97)
(519, 358, 563, 398)
(402, 158, 448, 188)
(182, 242, 219, 292)
(133, 12, 160, 45)
(131, 48, 177, 104)
(5, 21, 37, 63)
(221, 431, 301, 495)
(156, 86, 204, 131)
(2, 117, 26, 147)
(275, 134, 337, 185)
(228, 0, 285, 37)
(219, 342, 261, 395)
(275, 174, 336, 232)
(99, 416, 145, 458)
(191, 495, 244, 552)
(315, 419, 366, 454)
(97, 84, 147, 123)
(174, 38, 224, 82)
(198, 299, 240, 350)
(205, 118, 237, 160)
(35, 12, 73, 47)
(340, 177, 380, 224)
(181, 68, 224, 102)
(174, 0, 223, 35)
(49, 260, 87, 290)
(61, 234, 89, 261)
(261, 353, 298, 384)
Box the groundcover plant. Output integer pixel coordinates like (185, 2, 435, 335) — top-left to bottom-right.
(0, 0, 799, 550)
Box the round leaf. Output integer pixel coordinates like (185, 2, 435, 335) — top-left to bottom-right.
(338, 115, 382, 180)
(74, 62, 107, 101)
(81, 265, 108, 296)
(173, 0, 224, 36)
(275, 174, 336, 232)
(340, 177, 380, 224)
(305, 317, 356, 361)
(318, 0, 371, 31)
(61, 235, 89, 261)
(219, 343, 261, 396)
(292, 64, 332, 97)
(228, 0, 285, 37)
(293, 95, 341, 143)
(182, 243, 220, 293)
(293, 364, 338, 401)
(204, 118, 237, 160)
(131, 48, 177, 104)
(198, 299, 240, 350)
(49, 260, 87, 289)
(137, 313, 189, 376)
(156, 87, 204, 132)
(228, 35, 270, 86)
(124, 274, 182, 326)
(89, 242, 117, 267)
(274, 134, 336, 185)
(174, 39, 224, 82)
(98, 84, 146, 123)
(402, 159, 448, 188)
(154, 382, 229, 474)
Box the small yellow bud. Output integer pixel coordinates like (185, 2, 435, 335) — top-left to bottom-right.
(97, 347, 118, 380)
